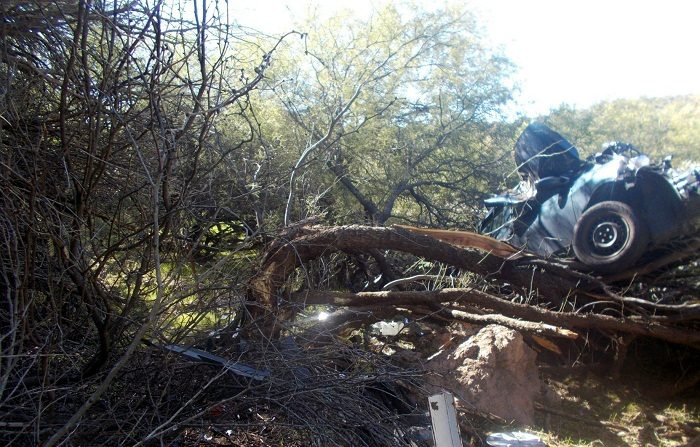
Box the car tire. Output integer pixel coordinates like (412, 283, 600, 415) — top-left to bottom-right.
(573, 201, 649, 273)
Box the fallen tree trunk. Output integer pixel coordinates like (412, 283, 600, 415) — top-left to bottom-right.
(392, 224, 522, 258)
(248, 224, 700, 347)
(249, 225, 580, 312)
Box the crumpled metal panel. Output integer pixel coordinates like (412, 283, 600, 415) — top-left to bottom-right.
(162, 344, 269, 381)
(480, 123, 700, 261)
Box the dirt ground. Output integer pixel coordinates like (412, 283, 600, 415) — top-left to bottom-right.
(158, 336, 700, 447)
(469, 339, 700, 447)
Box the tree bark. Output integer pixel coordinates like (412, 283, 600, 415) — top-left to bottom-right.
(249, 225, 579, 313)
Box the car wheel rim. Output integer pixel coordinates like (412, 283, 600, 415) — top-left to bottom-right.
(590, 216, 627, 256)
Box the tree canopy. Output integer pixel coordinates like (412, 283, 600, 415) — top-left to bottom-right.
(542, 95, 700, 162)
(241, 2, 518, 228)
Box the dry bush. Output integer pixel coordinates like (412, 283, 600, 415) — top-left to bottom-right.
(0, 2, 433, 445)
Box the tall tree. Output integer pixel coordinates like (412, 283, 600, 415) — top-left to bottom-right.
(254, 3, 516, 227)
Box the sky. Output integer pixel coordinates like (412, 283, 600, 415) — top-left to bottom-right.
(228, 0, 700, 117)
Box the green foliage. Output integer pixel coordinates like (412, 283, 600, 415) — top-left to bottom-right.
(241, 2, 518, 227)
(542, 95, 700, 162)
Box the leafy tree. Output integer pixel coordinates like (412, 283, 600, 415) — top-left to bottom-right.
(543, 95, 700, 162)
(251, 3, 517, 227)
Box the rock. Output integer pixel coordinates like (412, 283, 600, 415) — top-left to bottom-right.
(427, 325, 540, 425)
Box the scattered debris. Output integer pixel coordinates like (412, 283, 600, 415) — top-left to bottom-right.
(428, 392, 463, 447)
(486, 431, 547, 447)
(159, 344, 269, 381)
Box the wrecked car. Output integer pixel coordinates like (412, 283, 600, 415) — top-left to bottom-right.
(479, 123, 700, 273)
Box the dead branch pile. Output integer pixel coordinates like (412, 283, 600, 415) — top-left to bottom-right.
(1, 334, 429, 446)
(248, 224, 700, 349)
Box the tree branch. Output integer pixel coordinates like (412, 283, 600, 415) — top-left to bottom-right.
(292, 288, 700, 347)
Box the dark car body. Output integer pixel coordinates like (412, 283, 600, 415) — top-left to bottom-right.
(479, 123, 700, 272)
